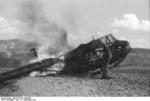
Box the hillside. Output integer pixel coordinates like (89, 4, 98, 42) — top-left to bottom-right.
(121, 48, 150, 66)
(0, 39, 37, 68)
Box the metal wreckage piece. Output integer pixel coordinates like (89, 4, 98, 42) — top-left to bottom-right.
(0, 34, 131, 83)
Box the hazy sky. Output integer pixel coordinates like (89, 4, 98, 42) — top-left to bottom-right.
(0, 0, 149, 48)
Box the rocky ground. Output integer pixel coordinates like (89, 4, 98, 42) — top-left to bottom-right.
(0, 66, 150, 96)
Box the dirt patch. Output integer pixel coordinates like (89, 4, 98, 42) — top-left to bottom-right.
(0, 66, 150, 96)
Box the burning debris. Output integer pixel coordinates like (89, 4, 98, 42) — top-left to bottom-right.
(0, 34, 131, 83)
(28, 34, 131, 78)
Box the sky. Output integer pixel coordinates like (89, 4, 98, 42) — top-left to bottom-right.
(0, 0, 149, 48)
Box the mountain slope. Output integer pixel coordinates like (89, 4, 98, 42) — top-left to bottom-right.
(0, 39, 37, 68)
(121, 48, 150, 66)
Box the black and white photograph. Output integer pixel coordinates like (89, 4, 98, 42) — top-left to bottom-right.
(0, 0, 149, 98)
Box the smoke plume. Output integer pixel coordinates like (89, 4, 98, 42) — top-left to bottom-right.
(17, 0, 69, 59)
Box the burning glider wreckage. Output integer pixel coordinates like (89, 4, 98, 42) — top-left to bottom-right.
(0, 34, 131, 83)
